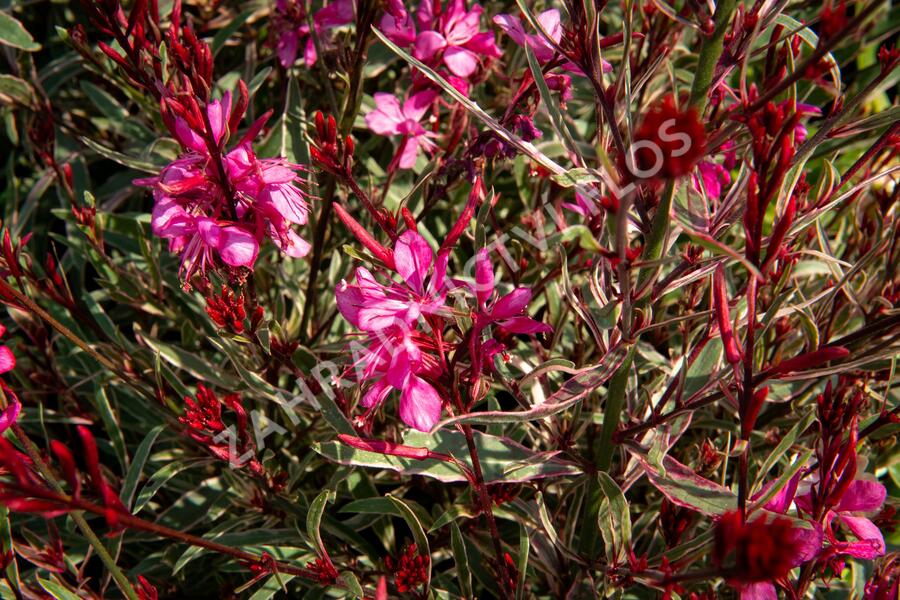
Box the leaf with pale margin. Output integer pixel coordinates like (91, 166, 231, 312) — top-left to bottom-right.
(629, 448, 736, 516)
(314, 429, 579, 483)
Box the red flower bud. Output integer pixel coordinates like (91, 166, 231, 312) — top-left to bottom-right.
(713, 265, 742, 365)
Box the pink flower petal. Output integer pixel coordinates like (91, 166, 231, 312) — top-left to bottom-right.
(366, 93, 405, 135)
(834, 479, 887, 513)
(464, 32, 502, 58)
(399, 375, 442, 431)
(0, 346, 15, 374)
(413, 30, 447, 63)
(173, 117, 207, 153)
(0, 394, 20, 433)
(402, 90, 438, 122)
(493, 14, 527, 45)
(738, 582, 777, 600)
(498, 316, 552, 335)
(336, 281, 365, 328)
(838, 515, 885, 558)
(206, 98, 227, 145)
(218, 226, 259, 268)
(395, 230, 434, 293)
(314, 0, 353, 28)
(474, 249, 494, 307)
(277, 32, 299, 67)
(443, 46, 479, 77)
(397, 136, 422, 169)
(361, 379, 391, 408)
(491, 288, 532, 320)
(271, 227, 311, 258)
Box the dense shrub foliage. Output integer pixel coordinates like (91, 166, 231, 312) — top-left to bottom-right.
(0, 0, 899, 598)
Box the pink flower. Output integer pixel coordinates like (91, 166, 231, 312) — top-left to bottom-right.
(473, 249, 551, 336)
(365, 90, 439, 169)
(692, 161, 732, 200)
(380, 0, 501, 80)
(0, 324, 20, 435)
(336, 231, 450, 431)
(413, 0, 501, 77)
(796, 478, 888, 560)
(493, 9, 611, 73)
(137, 91, 311, 279)
(271, 0, 354, 67)
(493, 9, 563, 63)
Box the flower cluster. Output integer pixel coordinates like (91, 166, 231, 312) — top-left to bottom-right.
(180, 384, 269, 479)
(385, 543, 429, 593)
(271, 0, 354, 68)
(137, 91, 312, 280)
(336, 216, 550, 431)
(0, 324, 19, 434)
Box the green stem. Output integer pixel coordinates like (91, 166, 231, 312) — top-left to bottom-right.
(9, 423, 139, 600)
(578, 347, 635, 559)
(688, 0, 738, 112)
(595, 348, 636, 472)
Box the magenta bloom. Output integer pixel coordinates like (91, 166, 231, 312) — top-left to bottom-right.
(380, 0, 501, 81)
(137, 92, 311, 278)
(336, 231, 450, 431)
(271, 0, 354, 68)
(473, 249, 551, 336)
(0, 324, 20, 434)
(692, 160, 732, 200)
(493, 9, 611, 73)
(796, 478, 888, 560)
(492, 9, 563, 63)
(365, 90, 439, 169)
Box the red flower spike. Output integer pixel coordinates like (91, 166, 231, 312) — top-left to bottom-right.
(49, 440, 81, 499)
(713, 265, 742, 365)
(442, 177, 482, 251)
(386, 543, 429, 593)
(763, 194, 797, 272)
(768, 346, 850, 376)
(136, 576, 159, 600)
(337, 434, 453, 462)
(398, 208, 417, 233)
(332, 203, 395, 269)
(375, 576, 388, 600)
(742, 386, 768, 438)
(305, 556, 339, 585)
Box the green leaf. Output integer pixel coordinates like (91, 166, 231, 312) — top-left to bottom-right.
(211, 10, 254, 55)
(630, 450, 737, 516)
(753, 410, 815, 489)
(121, 425, 165, 510)
(314, 429, 580, 483)
(134, 460, 202, 513)
(338, 571, 364, 598)
(450, 521, 472, 599)
(307, 489, 335, 557)
(92, 387, 128, 471)
(79, 136, 161, 173)
(596, 473, 631, 564)
(515, 524, 529, 600)
(36, 577, 80, 600)
(0, 74, 33, 105)
(0, 12, 40, 51)
(387, 495, 431, 592)
(432, 346, 630, 428)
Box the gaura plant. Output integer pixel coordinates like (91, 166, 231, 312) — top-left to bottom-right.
(0, 0, 899, 598)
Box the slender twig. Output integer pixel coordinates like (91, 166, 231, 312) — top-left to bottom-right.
(0, 279, 154, 402)
(460, 424, 512, 599)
